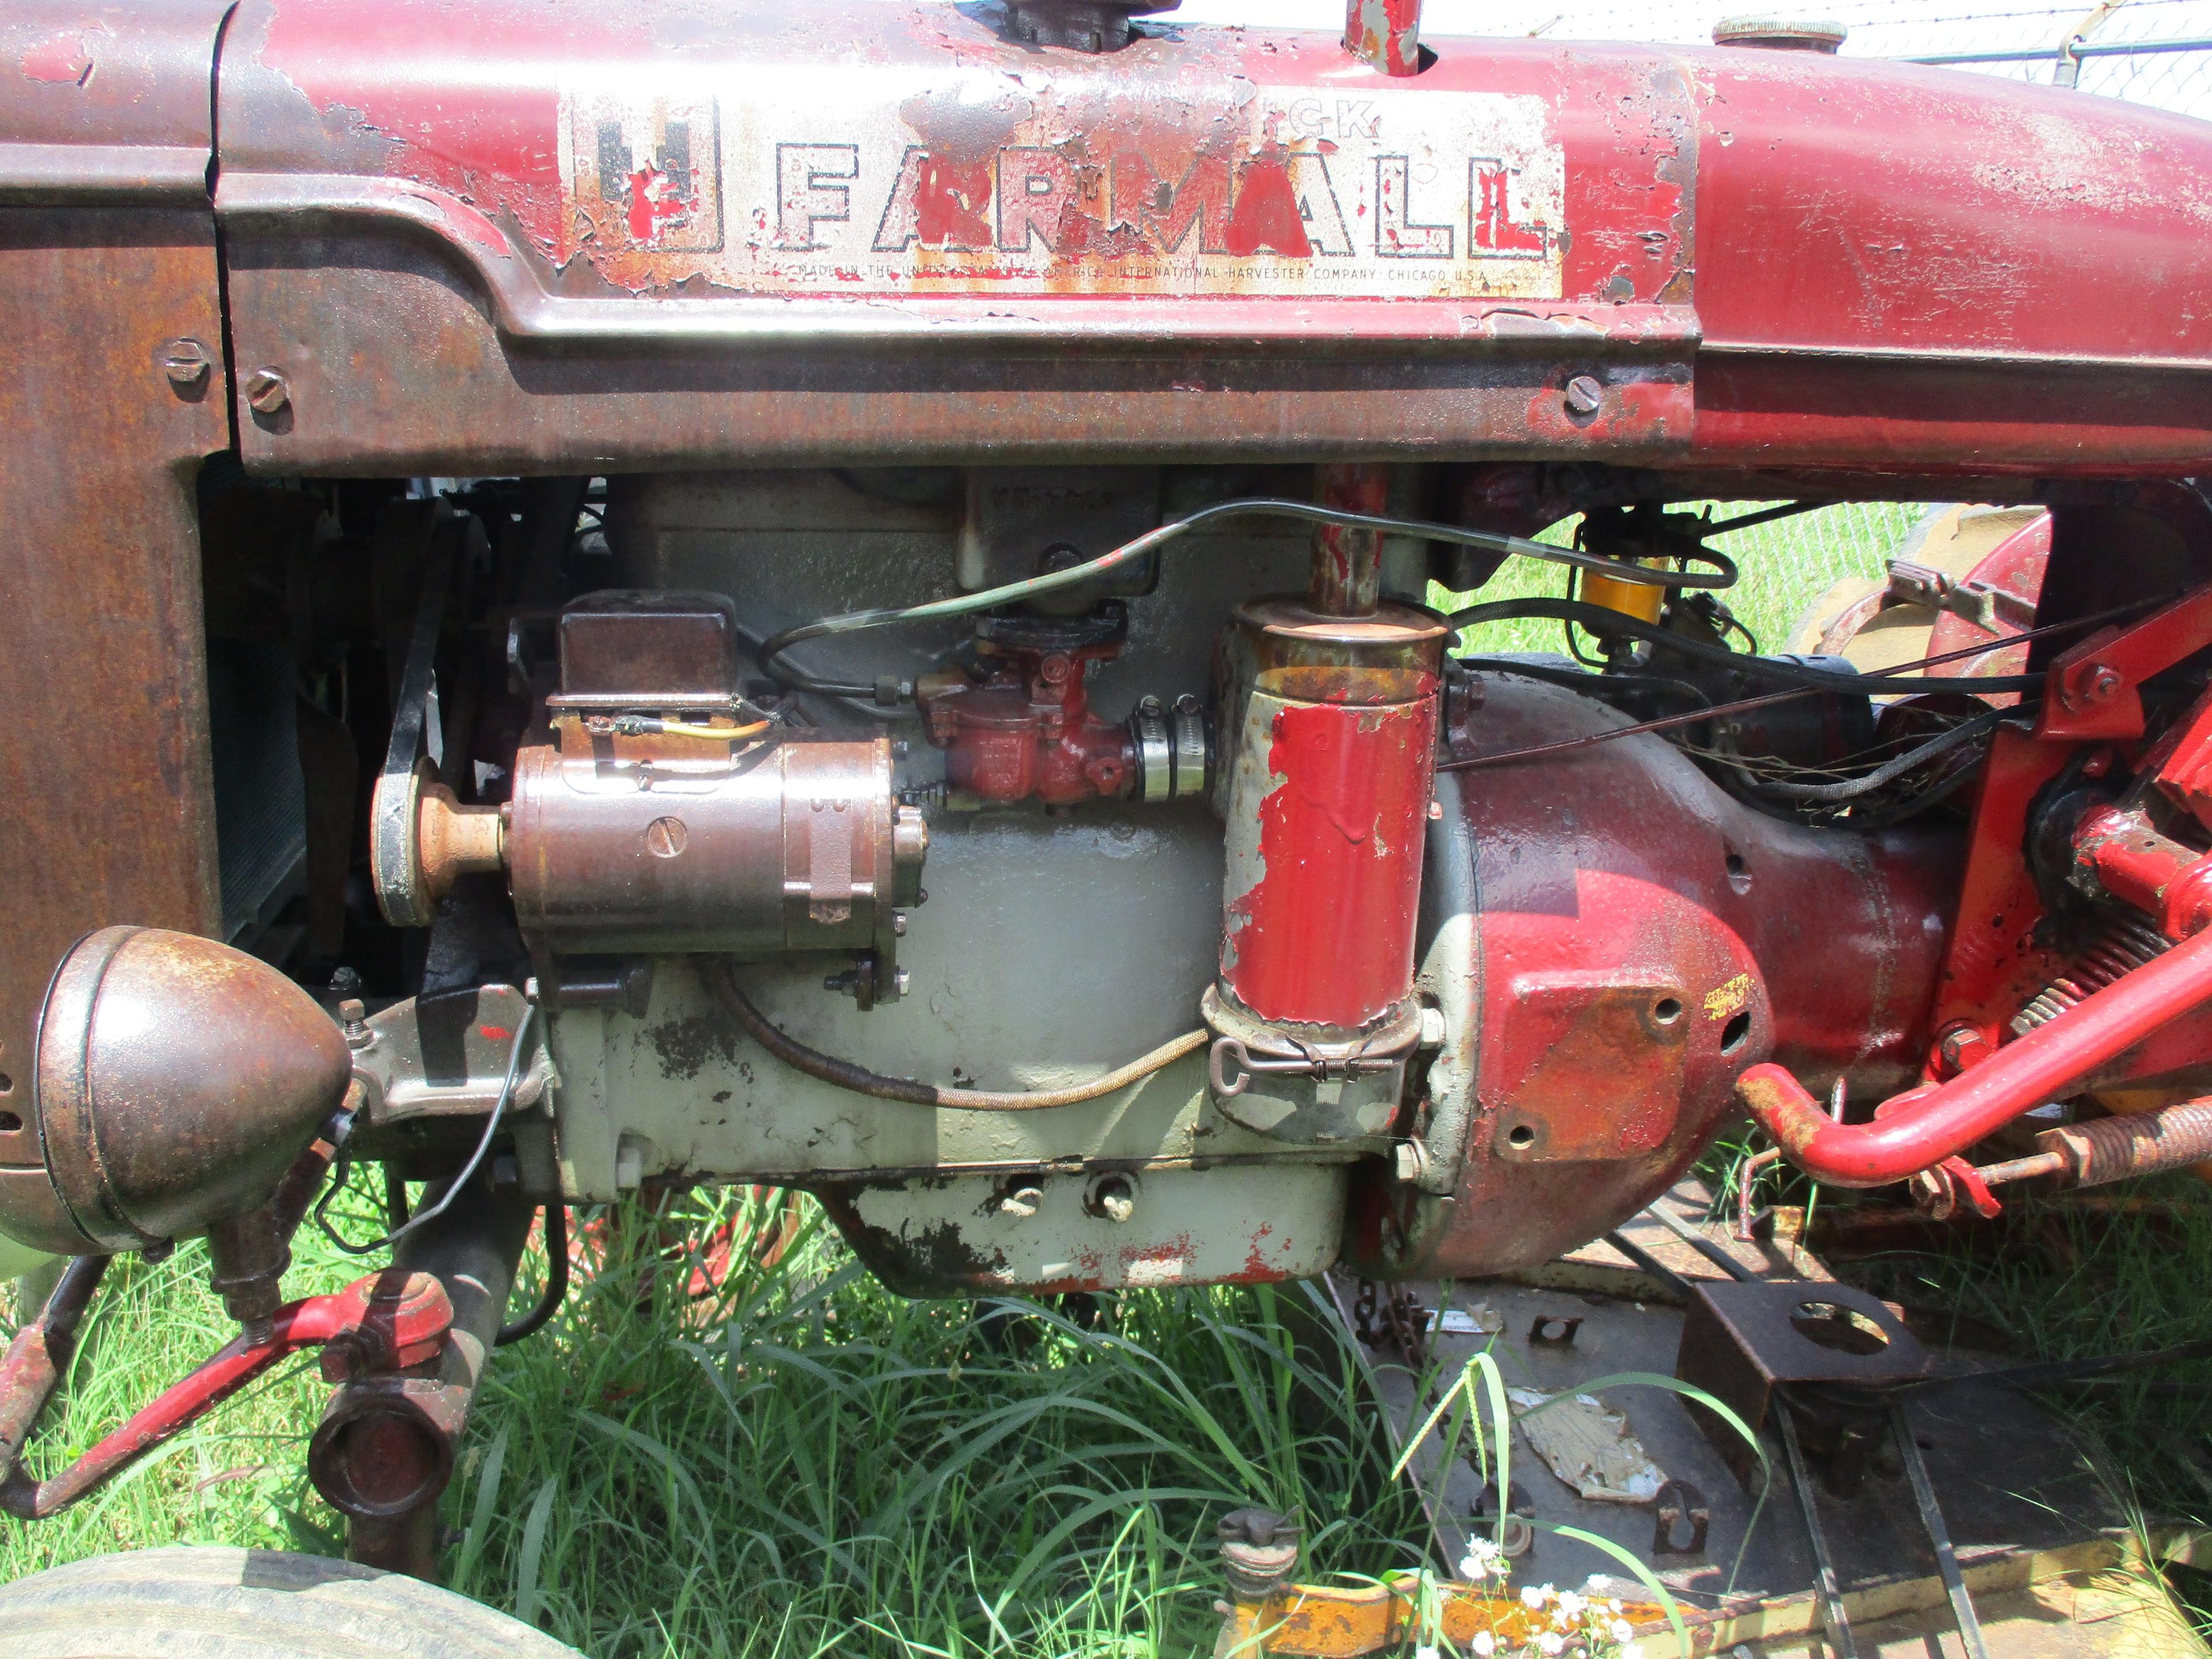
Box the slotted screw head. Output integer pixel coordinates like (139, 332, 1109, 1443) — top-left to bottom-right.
(1563, 375, 1604, 417)
(245, 368, 290, 416)
(161, 338, 211, 389)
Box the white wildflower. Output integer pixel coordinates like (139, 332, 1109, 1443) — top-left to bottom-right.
(1521, 1585, 1548, 1609)
(1556, 1591, 1586, 1619)
(1538, 1633, 1566, 1656)
(1415, 1645, 1440, 1659)
(1471, 1634, 1496, 1657)
(1460, 1537, 1509, 1580)
(1621, 1645, 1645, 1659)
(1609, 1621, 1634, 1644)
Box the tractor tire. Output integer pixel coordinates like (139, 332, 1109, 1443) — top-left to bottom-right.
(0, 1544, 580, 1659)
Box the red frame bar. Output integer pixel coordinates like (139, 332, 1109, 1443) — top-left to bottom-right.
(1738, 925, 2212, 1185)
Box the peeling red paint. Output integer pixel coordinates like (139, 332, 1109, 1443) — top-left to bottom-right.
(622, 162, 691, 245)
(1224, 680, 1437, 1031)
(246, 0, 640, 254)
(20, 31, 98, 85)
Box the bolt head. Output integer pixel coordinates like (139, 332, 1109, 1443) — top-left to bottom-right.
(161, 339, 211, 390)
(1936, 1021, 1990, 1072)
(1563, 375, 1604, 417)
(245, 368, 290, 416)
(2089, 666, 2123, 700)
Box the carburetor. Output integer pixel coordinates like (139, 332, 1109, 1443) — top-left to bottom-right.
(390, 591, 928, 1006)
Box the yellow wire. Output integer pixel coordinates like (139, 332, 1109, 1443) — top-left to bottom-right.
(656, 718, 772, 743)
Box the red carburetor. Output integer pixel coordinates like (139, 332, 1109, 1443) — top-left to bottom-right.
(917, 608, 1209, 806)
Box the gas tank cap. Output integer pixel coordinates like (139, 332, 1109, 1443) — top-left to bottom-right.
(1713, 16, 1847, 52)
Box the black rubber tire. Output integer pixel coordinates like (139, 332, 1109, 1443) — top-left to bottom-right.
(0, 1544, 581, 1658)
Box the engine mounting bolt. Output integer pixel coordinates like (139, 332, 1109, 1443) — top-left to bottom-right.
(1563, 375, 1604, 417)
(2088, 666, 2123, 702)
(245, 368, 291, 416)
(160, 338, 211, 391)
(1392, 1140, 1431, 1182)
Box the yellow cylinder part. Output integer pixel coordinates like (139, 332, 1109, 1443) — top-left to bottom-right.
(1578, 563, 1665, 627)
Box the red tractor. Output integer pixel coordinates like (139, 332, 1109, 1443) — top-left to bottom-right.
(3, 0, 2210, 1641)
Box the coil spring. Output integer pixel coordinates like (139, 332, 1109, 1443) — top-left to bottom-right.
(2058, 1100, 2212, 1183)
(2009, 912, 2172, 1038)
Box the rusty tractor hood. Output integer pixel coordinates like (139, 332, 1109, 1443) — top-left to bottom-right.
(192, 0, 2211, 361)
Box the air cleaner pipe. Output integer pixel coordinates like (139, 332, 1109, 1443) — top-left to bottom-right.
(1738, 923, 2212, 1185)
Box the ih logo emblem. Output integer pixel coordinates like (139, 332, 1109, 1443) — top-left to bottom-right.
(560, 74, 1562, 301)
(567, 92, 724, 254)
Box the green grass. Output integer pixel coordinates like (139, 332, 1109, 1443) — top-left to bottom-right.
(1, 1190, 1427, 1657)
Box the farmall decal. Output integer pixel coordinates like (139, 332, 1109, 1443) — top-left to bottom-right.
(559, 72, 1563, 300)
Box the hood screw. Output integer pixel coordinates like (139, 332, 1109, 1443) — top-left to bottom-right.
(1563, 375, 1604, 418)
(245, 368, 291, 417)
(161, 339, 211, 392)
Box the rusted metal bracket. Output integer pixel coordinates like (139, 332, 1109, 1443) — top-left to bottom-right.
(349, 984, 555, 1127)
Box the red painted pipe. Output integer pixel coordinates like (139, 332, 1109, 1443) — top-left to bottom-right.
(1738, 923, 2212, 1186)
